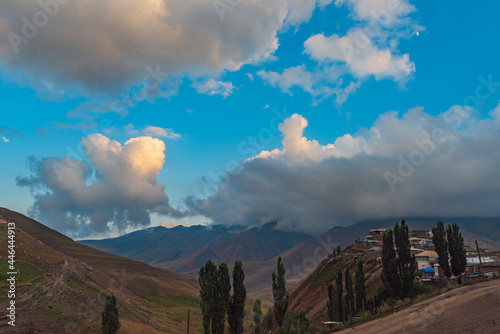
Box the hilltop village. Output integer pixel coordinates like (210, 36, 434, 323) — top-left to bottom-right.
(348, 228, 500, 281)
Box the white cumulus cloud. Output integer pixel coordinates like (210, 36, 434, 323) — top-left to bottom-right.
(192, 78, 235, 98)
(259, 0, 420, 104)
(258, 65, 357, 105)
(143, 126, 180, 139)
(254, 114, 337, 163)
(17, 134, 181, 237)
(335, 0, 415, 24)
(304, 30, 415, 80)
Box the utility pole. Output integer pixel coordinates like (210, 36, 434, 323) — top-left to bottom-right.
(187, 309, 190, 334)
(475, 240, 484, 277)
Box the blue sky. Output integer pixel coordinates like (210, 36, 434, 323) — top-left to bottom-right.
(1, 0, 500, 238)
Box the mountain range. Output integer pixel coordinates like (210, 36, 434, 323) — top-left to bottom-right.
(80, 223, 243, 265)
(81, 216, 500, 302)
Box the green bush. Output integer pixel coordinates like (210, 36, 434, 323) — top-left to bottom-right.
(280, 308, 310, 334)
(408, 281, 433, 298)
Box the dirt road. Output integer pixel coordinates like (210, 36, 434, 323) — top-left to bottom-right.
(336, 279, 500, 334)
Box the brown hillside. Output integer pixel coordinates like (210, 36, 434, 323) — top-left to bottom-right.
(0, 208, 201, 333)
(288, 255, 383, 321)
(336, 278, 500, 334)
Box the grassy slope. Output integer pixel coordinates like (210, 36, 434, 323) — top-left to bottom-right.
(287, 247, 384, 331)
(0, 260, 42, 284)
(0, 208, 198, 298)
(0, 208, 202, 333)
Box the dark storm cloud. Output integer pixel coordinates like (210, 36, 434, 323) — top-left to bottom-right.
(191, 104, 500, 235)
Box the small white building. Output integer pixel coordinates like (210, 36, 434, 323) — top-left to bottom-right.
(409, 237, 434, 248)
(467, 256, 497, 265)
(415, 250, 439, 270)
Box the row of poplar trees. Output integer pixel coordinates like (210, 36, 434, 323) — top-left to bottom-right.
(381, 219, 416, 300)
(326, 259, 366, 322)
(199, 260, 247, 334)
(381, 219, 467, 302)
(432, 221, 467, 282)
(199, 255, 291, 333)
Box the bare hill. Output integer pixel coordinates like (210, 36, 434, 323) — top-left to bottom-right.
(0, 208, 201, 333)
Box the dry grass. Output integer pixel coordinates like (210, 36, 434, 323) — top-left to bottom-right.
(0, 209, 201, 333)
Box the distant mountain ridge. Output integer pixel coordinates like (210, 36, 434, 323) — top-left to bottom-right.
(80, 223, 243, 264)
(80, 221, 313, 272)
(157, 221, 313, 275)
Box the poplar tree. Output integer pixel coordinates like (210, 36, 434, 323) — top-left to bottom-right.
(265, 307, 273, 332)
(447, 223, 467, 279)
(381, 220, 416, 300)
(199, 260, 231, 334)
(213, 263, 231, 333)
(228, 261, 247, 334)
(355, 260, 366, 313)
(253, 299, 262, 334)
(345, 268, 355, 319)
(199, 260, 217, 334)
(326, 283, 334, 320)
(382, 229, 399, 297)
(101, 295, 120, 334)
(432, 221, 451, 278)
(334, 270, 343, 322)
(394, 219, 416, 298)
(272, 256, 289, 328)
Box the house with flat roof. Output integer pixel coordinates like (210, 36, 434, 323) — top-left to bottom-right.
(409, 237, 433, 248)
(416, 250, 439, 270)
